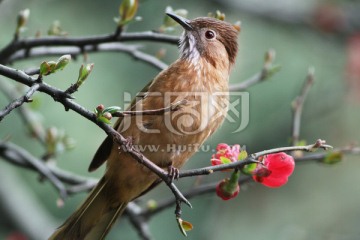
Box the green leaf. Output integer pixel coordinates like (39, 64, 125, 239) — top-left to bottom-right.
(322, 151, 343, 165)
(241, 163, 257, 175)
(55, 54, 71, 71)
(266, 65, 281, 79)
(16, 9, 30, 33)
(97, 116, 111, 124)
(238, 150, 248, 161)
(119, 0, 138, 25)
(208, 10, 225, 20)
(146, 199, 158, 210)
(296, 139, 307, 146)
(220, 156, 231, 164)
(63, 136, 76, 150)
(103, 106, 122, 114)
(40, 56, 71, 77)
(48, 20, 68, 36)
(47, 61, 57, 73)
(77, 63, 94, 87)
(176, 218, 193, 237)
(181, 220, 193, 231)
(40, 61, 51, 76)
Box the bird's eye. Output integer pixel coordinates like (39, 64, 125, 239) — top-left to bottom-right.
(205, 30, 216, 39)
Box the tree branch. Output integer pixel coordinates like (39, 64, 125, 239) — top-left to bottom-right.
(1, 138, 357, 220)
(229, 49, 280, 91)
(125, 202, 153, 240)
(0, 141, 68, 199)
(140, 143, 348, 218)
(0, 78, 46, 143)
(0, 83, 39, 121)
(113, 99, 188, 117)
(0, 32, 178, 64)
(8, 43, 168, 71)
(0, 63, 191, 208)
(291, 68, 315, 146)
(178, 139, 331, 179)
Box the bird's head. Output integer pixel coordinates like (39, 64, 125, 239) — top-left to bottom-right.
(167, 12, 239, 69)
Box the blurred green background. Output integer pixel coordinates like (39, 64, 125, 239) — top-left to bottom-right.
(1, 0, 360, 239)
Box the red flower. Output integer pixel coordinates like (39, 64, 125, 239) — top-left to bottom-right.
(210, 158, 223, 166)
(253, 152, 295, 188)
(216, 178, 240, 200)
(216, 170, 240, 200)
(211, 143, 240, 169)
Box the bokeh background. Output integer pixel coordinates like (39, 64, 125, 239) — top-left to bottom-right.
(1, 0, 360, 239)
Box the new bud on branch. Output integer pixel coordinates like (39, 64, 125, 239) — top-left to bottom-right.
(117, 0, 139, 26)
(39, 55, 71, 76)
(76, 63, 94, 87)
(15, 9, 30, 39)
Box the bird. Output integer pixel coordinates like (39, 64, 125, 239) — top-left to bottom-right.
(49, 12, 239, 240)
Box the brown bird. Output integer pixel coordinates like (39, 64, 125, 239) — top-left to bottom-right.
(49, 12, 239, 240)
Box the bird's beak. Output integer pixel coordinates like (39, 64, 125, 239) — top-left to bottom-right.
(166, 12, 193, 31)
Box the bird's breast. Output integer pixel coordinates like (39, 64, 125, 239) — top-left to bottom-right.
(117, 59, 230, 168)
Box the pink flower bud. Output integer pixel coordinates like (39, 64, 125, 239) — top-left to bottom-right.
(96, 104, 105, 112)
(103, 112, 112, 120)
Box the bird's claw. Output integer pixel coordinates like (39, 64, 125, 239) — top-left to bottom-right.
(167, 165, 180, 181)
(125, 136, 133, 151)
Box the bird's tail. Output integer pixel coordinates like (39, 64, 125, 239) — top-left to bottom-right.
(49, 177, 128, 240)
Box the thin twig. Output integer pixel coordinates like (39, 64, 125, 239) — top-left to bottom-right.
(229, 49, 280, 91)
(252, 139, 332, 158)
(179, 139, 331, 178)
(141, 176, 252, 218)
(0, 31, 179, 64)
(125, 202, 153, 240)
(0, 141, 68, 200)
(113, 99, 188, 117)
(110, 129, 191, 207)
(291, 68, 315, 146)
(0, 83, 39, 121)
(0, 140, 99, 196)
(0, 141, 98, 188)
(0, 78, 46, 143)
(229, 72, 265, 91)
(9, 43, 168, 71)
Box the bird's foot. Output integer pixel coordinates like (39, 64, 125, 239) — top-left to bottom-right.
(167, 165, 180, 181)
(124, 136, 133, 151)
